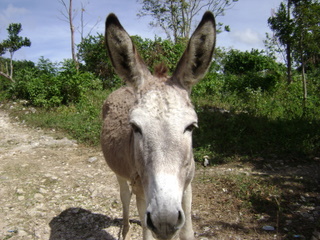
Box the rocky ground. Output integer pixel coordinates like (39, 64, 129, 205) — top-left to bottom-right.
(0, 108, 319, 240)
(0, 110, 143, 240)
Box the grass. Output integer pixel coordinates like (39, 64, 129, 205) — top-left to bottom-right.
(193, 99, 320, 161)
(6, 89, 110, 146)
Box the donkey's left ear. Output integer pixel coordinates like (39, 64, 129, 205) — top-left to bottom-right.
(172, 11, 216, 92)
(105, 13, 150, 89)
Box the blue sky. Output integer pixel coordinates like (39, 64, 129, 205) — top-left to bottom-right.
(0, 0, 283, 63)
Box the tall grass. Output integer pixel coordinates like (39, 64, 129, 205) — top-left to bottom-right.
(192, 76, 320, 161)
(13, 89, 110, 146)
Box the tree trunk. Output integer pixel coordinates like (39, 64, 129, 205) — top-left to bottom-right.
(302, 59, 307, 116)
(9, 51, 13, 80)
(80, 3, 84, 42)
(170, 0, 178, 43)
(286, 43, 292, 84)
(68, 0, 77, 68)
(300, 32, 307, 117)
(286, 0, 292, 84)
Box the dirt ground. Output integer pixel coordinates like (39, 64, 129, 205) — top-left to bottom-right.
(0, 108, 319, 240)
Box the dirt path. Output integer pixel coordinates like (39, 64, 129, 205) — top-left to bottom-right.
(0, 110, 144, 240)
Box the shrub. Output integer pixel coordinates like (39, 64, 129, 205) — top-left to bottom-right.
(223, 49, 284, 93)
(10, 59, 101, 108)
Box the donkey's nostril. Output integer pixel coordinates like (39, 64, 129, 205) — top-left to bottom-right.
(146, 212, 157, 232)
(176, 210, 185, 229)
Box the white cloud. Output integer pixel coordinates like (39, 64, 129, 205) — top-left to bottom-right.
(231, 28, 263, 46)
(0, 4, 29, 27)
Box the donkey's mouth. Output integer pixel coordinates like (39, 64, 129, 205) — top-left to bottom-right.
(151, 228, 180, 240)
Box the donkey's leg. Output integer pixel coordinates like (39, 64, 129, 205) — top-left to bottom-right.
(117, 175, 132, 240)
(136, 193, 153, 240)
(179, 184, 195, 240)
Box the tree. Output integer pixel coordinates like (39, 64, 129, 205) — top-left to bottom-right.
(263, 32, 286, 63)
(77, 33, 113, 89)
(58, 0, 78, 68)
(0, 23, 31, 82)
(137, 0, 238, 43)
(78, 2, 101, 42)
(268, 1, 293, 84)
(268, 0, 320, 115)
(58, 0, 101, 69)
(291, 0, 320, 112)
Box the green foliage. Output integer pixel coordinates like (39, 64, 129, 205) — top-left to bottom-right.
(36, 56, 58, 75)
(193, 103, 320, 159)
(291, 0, 320, 70)
(192, 62, 224, 99)
(78, 33, 185, 84)
(132, 36, 185, 73)
(77, 34, 119, 89)
(190, 48, 319, 159)
(0, 59, 33, 90)
(0, 23, 31, 81)
(223, 49, 285, 93)
(268, 2, 293, 48)
(268, 0, 320, 71)
(9, 58, 101, 108)
(1, 23, 31, 54)
(15, 89, 109, 146)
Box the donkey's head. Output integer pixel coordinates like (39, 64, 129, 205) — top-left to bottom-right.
(105, 12, 216, 239)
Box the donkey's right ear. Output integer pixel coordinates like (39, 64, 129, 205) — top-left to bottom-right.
(105, 13, 150, 88)
(172, 11, 216, 93)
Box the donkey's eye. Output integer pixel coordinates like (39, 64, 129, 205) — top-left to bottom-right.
(184, 123, 198, 133)
(130, 123, 142, 135)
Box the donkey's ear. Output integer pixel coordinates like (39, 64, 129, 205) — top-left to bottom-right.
(105, 13, 150, 88)
(172, 11, 216, 92)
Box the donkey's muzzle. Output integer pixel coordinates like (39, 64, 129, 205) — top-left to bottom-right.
(146, 209, 185, 239)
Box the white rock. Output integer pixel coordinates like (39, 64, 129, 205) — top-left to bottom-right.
(39, 188, 47, 194)
(34, 193, 44, 201)
(16, 188, 25, 194)
(262, 225, 275, 231)
(18, 230, 28, 236)
(88, 156, 98, 163)
(18, 196, 25, 201)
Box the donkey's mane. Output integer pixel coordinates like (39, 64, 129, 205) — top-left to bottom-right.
(153, 62, 168, 78)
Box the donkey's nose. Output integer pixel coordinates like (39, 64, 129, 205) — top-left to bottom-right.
(146, 210, 185, 239)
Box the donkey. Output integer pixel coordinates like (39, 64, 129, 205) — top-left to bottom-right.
(101, 11, 216, 240)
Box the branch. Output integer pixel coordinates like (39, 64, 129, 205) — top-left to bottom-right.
(85, 18, 101, 38)
(0, 70, 14, 82)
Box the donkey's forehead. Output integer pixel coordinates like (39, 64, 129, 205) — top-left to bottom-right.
(131, 81, 196, 120)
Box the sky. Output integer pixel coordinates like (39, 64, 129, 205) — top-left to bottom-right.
(0, 0, 283, 64)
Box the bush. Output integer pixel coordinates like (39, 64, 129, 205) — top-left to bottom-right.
(132, 36, 185, 73)
(223, 49, 285, 93)
(10, 59, 101, 108)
